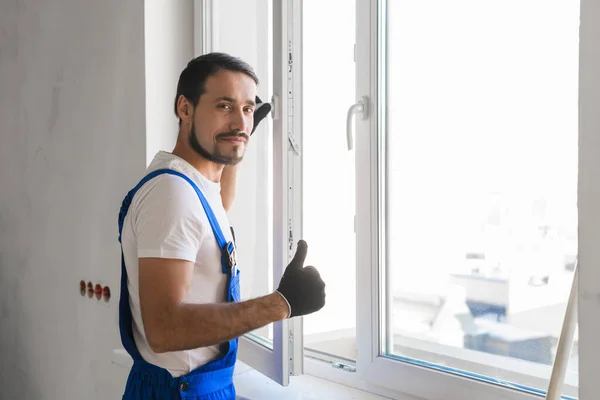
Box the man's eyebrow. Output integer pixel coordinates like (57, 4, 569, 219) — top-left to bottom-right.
(215, 96, 256, 106)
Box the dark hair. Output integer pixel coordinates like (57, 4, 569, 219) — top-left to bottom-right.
(174, 52, 259, 125)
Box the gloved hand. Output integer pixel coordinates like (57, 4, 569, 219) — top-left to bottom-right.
(276, 240, 326, 318)
(252, 95, 272, 135)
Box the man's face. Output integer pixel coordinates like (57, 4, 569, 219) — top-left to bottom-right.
(188, 70, 257, 165)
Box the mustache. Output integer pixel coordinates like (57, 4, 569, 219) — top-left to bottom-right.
(217, 131, 249, 141)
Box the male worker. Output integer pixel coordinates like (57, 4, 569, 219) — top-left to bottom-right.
(117, 52, 326, 399)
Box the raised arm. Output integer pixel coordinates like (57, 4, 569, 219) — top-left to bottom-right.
(220, 96, 271, 212)
(220, 164, 238, 213)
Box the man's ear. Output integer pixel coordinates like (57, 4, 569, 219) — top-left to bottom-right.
(252, 95, 272, 135)
(176, 95, 194, 124)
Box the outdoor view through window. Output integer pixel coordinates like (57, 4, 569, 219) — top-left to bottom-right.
(303, 0, 579, 396)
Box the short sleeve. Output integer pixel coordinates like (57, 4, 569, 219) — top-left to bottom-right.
(133, 175, 206, 262)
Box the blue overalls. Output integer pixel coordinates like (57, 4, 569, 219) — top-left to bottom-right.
(117, 168, 241, 399)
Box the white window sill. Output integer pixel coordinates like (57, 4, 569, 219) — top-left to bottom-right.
(304, 327, 579, 399)
(111, 349, 398, 399)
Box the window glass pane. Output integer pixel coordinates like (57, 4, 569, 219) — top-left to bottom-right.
(382, 0, 579, 396)
(302, 0, 357, 361)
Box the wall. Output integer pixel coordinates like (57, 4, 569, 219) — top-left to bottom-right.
(578, 0, 600, 398)
(144, 0, 194, 164)
(0, 0, 148, 398)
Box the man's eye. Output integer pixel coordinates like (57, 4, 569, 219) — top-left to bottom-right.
(244, 107, 255, 113)
(218, 104, 231, 110)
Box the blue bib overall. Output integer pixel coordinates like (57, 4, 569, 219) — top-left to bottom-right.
(117, 169, 241, 399)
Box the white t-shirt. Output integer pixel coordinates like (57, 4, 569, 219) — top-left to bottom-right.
(120, 151, 235, 377)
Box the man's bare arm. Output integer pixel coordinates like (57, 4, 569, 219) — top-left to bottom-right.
(220, 165, 238, 213)
(139, 257, 288, 354)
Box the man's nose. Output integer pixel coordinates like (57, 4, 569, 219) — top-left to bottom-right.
(229, 108, 250, 134)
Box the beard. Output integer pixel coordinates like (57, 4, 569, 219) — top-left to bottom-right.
(189, 121, 246, 166)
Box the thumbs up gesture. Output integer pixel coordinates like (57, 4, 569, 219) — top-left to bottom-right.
(275, 240, 326, 318)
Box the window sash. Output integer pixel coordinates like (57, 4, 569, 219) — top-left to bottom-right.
(193, 0, 304, 386)
(354, 0, 580, 399)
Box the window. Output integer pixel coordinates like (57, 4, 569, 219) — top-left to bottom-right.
(355, 0, 580, 399)
(198, 0, 588, 398)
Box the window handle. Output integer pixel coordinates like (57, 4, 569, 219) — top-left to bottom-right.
(346, 96, 369, 150)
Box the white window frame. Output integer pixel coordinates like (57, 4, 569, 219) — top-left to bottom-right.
(351, 0, 583, 399)
(193, 0, 215, 55)
(192, 0, 303, 386)
(577, 1, 600, 399)
(285, 0, 306, 379)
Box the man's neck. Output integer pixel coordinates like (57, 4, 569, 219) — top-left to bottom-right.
(171, 142, 223, 183)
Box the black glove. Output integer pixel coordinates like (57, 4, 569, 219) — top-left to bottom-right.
(276, 240, 326, 318)
(252, 95, 272, 135)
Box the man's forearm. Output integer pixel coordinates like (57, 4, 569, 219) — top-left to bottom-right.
(149, 292, 289, 353)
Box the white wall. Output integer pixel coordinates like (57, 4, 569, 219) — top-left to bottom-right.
(578, 0, 600, 398)
(0, 0, 193, 398)
(144, 0, 194, 164)
(0, 0, 145, 397)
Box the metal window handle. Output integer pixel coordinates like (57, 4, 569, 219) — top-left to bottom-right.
(346, 96, 369, 150)
(270, 94, 279, 120)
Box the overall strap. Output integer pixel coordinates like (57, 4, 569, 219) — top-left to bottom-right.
(119, 168, 233, 274)
(119, 169, 228, 246)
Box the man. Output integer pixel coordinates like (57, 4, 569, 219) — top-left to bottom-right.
(117, 52, 326, 399)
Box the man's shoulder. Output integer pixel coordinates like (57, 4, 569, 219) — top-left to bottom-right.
(132, 168, 201, 214)
(145, 151, 196, 178)
(135, 153, 199, 194)
(129, 172, 208, 236)
(145, 151, 218, 194)
(137, 151, 224, 216)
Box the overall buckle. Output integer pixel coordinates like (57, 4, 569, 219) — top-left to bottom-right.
(222, 241, 237, 274)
